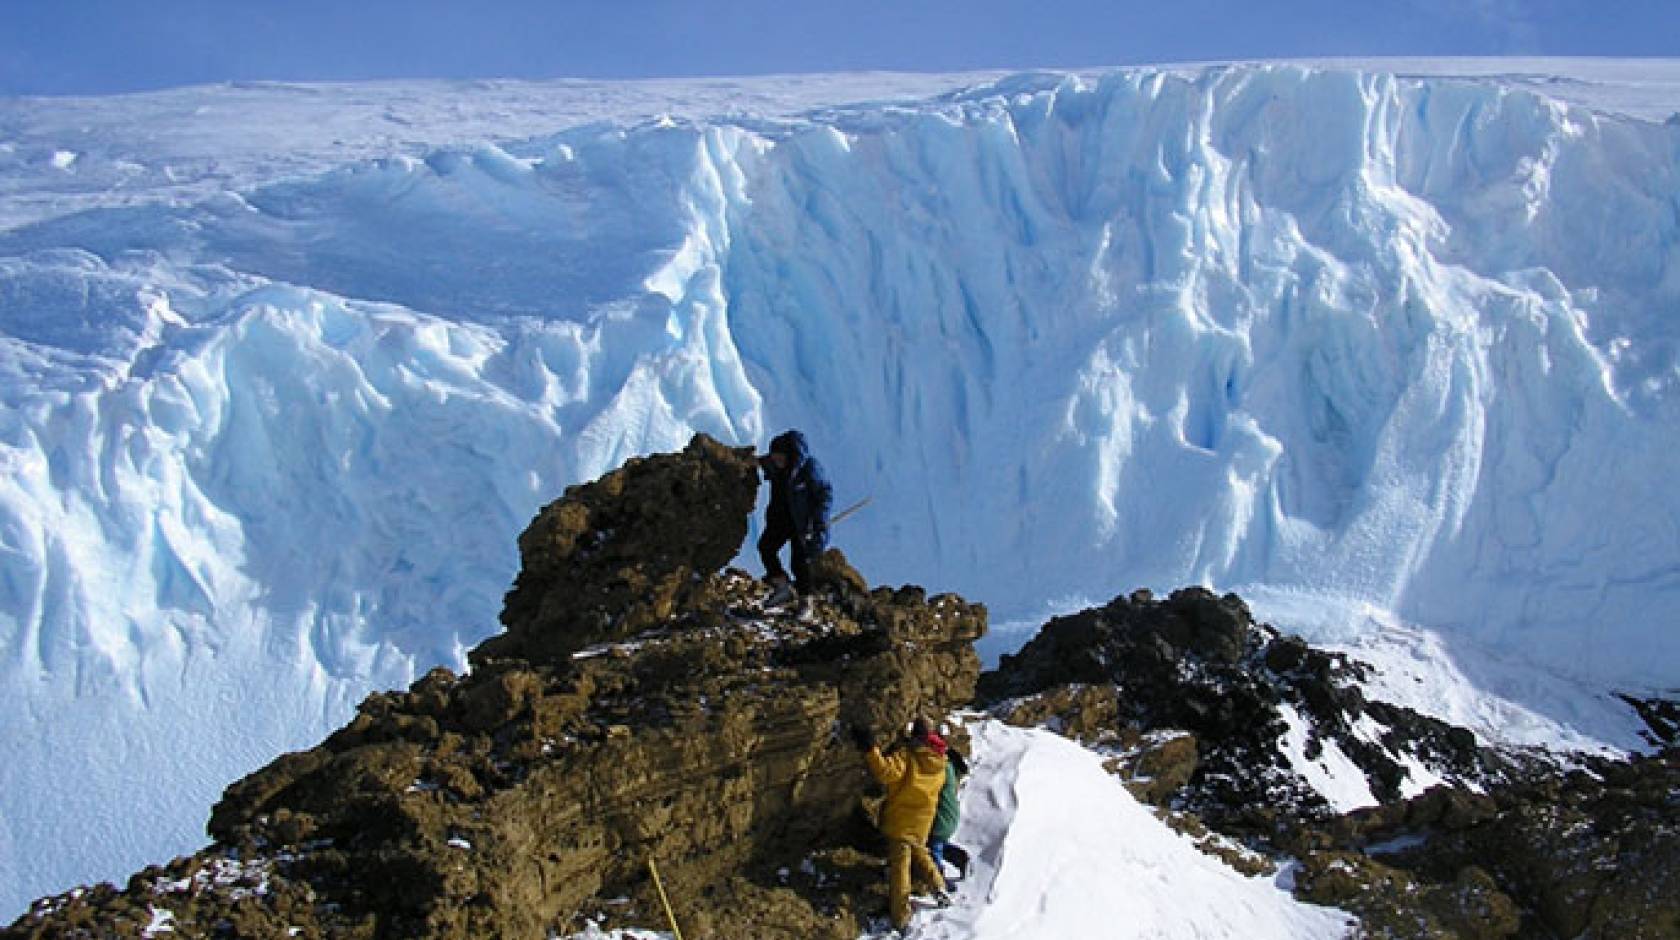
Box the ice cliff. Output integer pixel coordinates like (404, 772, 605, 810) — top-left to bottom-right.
(2, 62, 1678, 913)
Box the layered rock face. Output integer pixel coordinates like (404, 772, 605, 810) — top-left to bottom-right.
(5, 435, 984, 939)
(979, 586, 1680, 939)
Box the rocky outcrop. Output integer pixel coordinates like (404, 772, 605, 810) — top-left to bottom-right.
(484, 435, 761, 663)
(1295, 747, 1680, 939)
(980, 586, 1680, 939)
(1457, 750, 1680, 939)
(6, 435, 984, 940)
(978, 587, 1500, 836)
(1292, 852, 1521, 940)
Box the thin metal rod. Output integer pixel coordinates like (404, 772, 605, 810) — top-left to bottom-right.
(830, 495, 872, 527)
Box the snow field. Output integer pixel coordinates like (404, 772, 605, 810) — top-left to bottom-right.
(1243, 588, 1650, 753)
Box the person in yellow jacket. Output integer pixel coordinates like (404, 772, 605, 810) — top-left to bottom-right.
(851, 718, 952, 930)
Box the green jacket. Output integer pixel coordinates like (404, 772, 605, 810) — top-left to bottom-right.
(931, 761, 960, 841)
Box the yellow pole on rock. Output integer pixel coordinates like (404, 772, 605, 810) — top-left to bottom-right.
(646, 857, 685, 940)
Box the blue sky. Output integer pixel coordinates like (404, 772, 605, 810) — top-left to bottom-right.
(2, 0, 1677, 95)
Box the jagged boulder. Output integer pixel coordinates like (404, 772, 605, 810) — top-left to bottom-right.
(1123, 733, 1199, 805)
(6, 434, 985, 940)
(485, 433, 762, 663)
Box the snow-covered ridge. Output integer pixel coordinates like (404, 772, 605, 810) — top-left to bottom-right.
(0, 72, 1009, 232)
(2, 62, 1678, 916)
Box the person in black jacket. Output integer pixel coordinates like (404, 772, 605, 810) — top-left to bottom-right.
(757, 429, 833, 609)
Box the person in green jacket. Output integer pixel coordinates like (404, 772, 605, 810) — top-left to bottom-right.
(924, 729, 968, 889)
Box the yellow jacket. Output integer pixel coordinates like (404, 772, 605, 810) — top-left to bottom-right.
(865, 742, 949, 842)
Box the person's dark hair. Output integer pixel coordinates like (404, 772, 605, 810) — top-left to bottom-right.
(909, 717, 931, 741)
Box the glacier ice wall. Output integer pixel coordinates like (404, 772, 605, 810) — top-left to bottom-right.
(2, 64, 1679, 913)
(720, 67, 1680, 687)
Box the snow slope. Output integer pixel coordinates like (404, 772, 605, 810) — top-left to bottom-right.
(907, 720, 1353, 939)
(4, 61, 1680, 917)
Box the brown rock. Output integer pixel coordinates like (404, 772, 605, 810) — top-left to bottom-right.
(1124, 733, 1199, 805)
(486, 434, 762, 663)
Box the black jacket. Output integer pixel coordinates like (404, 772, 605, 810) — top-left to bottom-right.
(767, 429, 834, 551)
